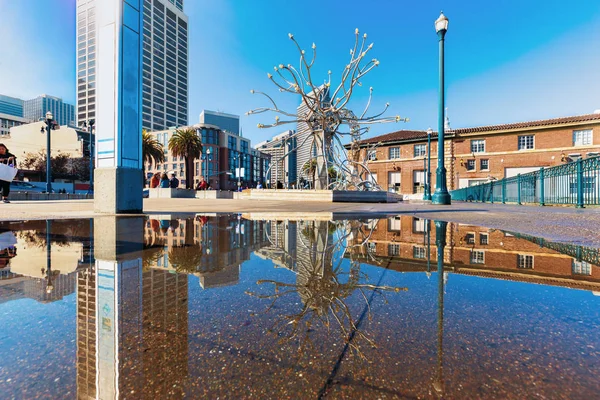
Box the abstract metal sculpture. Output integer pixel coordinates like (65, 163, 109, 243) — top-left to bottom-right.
(248, 29, 408, 190)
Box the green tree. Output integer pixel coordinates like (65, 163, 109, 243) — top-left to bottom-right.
(302, 159, 317, 189)
(168, 127, 202, 189)
(142, 129, 165, 179)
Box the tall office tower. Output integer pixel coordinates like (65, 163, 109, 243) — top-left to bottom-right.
(295, 86, 330, 180)
(23, 94, 76, 127)
(0, 94, 24, 117)
(76, 0, 188, 130)
(199, 110, 240, 135)
(255, 130, 296, 187)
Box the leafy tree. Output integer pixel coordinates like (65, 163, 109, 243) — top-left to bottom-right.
(302, 159, 317, 189)
(168, 127, 202, 189)
(142, 129, 164, 178)
(21, 151, 71, 176)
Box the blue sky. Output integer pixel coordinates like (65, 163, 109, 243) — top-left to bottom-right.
(0, 0, 599, 144)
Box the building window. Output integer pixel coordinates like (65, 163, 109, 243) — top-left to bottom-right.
(518, 135, 534, 150)
(388, 244, 400, 256)
(388, 171, 401, 193)
(388, 216, 401, 231)
(573, 129, 592, 146)
(466, 159, 476, 171)
(413, 246, 426, 259)
(480, 159, 489, 170)
(367, 242, 377, 253)
(413, 170, 425, 194)
(572, 260, 591, 275)
(412, 217, 426, 233)
(368, 149, 377, 161)
(471, 139, 485, 153)
(480, 233, 489, 245)
(414, 144, 426, 157)
(470, 250, 485, 264)
(389, 147, 401, 159)
(465, 233, 475, 244)
(517, 254, 534, 269)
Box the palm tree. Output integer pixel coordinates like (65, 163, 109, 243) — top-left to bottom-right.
(302, 159, 317, 189)
(142, 130, 165, 179)
(168, 127, 202, 189)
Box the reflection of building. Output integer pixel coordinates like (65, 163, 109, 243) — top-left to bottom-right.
(76, 257, 189, 398)
(143, 215, 270, 289)
(348, 216, 600, 291)
(255, 220, 297, 271)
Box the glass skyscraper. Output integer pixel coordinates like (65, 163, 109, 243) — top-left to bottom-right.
(23, 94, 75, 127)
(0, 95, 24, 117)
(76, 0, 188, 131)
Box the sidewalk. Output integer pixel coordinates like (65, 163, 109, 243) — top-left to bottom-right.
(0, 199, 598, 247)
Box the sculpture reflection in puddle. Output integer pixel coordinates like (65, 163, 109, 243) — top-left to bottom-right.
(248, 219, 407, 358)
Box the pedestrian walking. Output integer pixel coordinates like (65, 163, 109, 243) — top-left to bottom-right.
(0, 144, 17, 203)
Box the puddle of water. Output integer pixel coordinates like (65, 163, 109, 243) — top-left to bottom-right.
(0, 215, 599, 398)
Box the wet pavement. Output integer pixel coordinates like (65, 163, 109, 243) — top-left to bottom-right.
(0, 215, 599, 399)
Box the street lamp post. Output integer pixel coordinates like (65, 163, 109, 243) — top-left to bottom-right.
(432, 12, 451, 205)
(202, 147, 212, 187)
(44, 111, 55, 193)
(424, 128, 433, 200)
(237, 153, 245, 191)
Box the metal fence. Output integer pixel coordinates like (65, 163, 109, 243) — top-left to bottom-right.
(450, 156, 600, 207)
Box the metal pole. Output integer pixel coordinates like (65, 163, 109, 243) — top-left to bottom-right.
(539, 167, 545, 206)
(424, 133, 432, 200)
(576, 158, 584, 208)
(238, 153, 241, 190)
(46, 121, 52, 193)
(432, 28, 451, 205)
(88, 122, 94, 193)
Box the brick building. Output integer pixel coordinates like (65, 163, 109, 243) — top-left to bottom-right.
(146, 123, 270, 190)
(348, 113, 600, 196)
(348, 216, 600, 291)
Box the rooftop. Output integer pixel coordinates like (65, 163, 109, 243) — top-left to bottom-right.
(352, 112, 600, 147)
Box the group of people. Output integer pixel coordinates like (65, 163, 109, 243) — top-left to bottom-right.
(149, 172, 180, 189)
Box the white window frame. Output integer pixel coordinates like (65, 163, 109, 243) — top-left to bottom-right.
(414, 144, 426, 157)
(368, 149, 377, 161)
(517, 254, 534, 269)
(466, 159, 476, 171)
(388, 244, 400, 256)
(572, 260, 591, 275)
(389, 147, 401, 159)
(470, 250, 485, 264)
(388, 216, 401, 231)
(573, 129, 593, 146)
(480, 233, 489, 245)
(480, 159, 489, 171)
(413, 246, 426, 259)
(471, 139, 486, 153)
(465, 232, 475, 244)
(412, 217, 426, 233)
(518, 135, 535, 150)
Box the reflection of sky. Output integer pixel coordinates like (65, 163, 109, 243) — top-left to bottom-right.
(0, 294, 77, 396)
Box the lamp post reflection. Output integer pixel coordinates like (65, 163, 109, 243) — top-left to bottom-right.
(44, 220, 53, 293)
(433, 220, 448, 397)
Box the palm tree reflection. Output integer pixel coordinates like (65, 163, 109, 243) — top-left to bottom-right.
(248, 219, 407, 358)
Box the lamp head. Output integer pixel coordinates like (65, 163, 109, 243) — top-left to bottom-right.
(435, 12, 449, 33)
(427, 127, 433, 136)
(45, 111, 53, 121)
(89, 119, 95, 127)
(207, 147, 211, 155)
